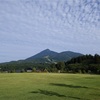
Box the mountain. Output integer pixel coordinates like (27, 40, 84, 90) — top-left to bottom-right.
(27, 49, 58, 59)
(26, 49, 83, 63)
(53, 51, 83, 61)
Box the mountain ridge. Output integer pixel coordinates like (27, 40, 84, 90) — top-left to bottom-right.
(26, 49, 83, 63)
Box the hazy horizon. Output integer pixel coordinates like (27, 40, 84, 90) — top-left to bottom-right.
(0, 0, 100, 63)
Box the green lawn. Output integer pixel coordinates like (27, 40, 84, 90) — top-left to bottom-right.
(0, 73, 100, 100)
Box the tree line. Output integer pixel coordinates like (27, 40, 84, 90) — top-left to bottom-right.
(0, 54, 100, 74)
(55, 54, 100, 74)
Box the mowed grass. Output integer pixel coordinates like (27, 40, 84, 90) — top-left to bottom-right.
(0, 73, 100, 100)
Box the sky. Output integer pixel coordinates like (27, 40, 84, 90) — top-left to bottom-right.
(0, 0, 100, 63)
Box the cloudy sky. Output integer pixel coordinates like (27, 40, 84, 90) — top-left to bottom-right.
(0, 0, 100, 63)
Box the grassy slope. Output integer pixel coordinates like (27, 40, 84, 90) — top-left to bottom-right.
(0, 73, 100, 100)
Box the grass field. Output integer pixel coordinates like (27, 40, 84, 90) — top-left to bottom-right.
(0, 73, 100, 100)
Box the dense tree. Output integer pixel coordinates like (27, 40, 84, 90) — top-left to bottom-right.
(0, 54, 100, 74)
(56, 62, 65, 72)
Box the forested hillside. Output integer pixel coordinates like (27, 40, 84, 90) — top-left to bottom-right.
(0, 54, 100, 74)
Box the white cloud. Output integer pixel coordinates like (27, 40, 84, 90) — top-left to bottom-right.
(0, 0, 100, 62)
